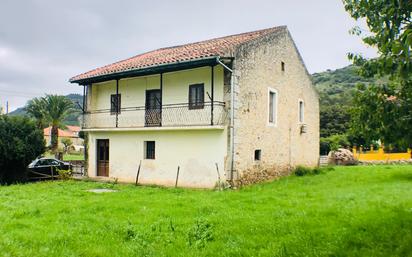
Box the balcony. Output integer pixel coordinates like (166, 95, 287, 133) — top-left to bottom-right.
(82, 101, 227, 130)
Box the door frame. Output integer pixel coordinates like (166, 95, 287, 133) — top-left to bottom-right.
(96, 139, 109, 177)
(145, 89, 162, 127)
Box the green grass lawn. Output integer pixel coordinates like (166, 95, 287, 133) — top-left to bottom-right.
(44, 152, 84, 161)
(1, 165, 412, 257)
(62, 153, 84, 161)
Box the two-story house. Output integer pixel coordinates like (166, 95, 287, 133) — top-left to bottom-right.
(70, 26, 319, 188)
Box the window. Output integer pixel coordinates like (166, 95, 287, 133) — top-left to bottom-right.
(188, 84, 204, 109)
(281, 61, 285, 72)
(299, 100, 304, 123)
(110, 94, 121, 114)
(254, 150, 261, 161)
(36, 159, 47, 166)
(268, 88, 277, 125)
(144, 141, 155, 159)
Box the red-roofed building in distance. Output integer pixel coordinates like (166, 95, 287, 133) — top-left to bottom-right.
(44, 126, 84, 152)
(70, 26, 319, 187)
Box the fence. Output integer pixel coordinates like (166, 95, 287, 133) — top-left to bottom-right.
(352, 146, 411, 161)
(83, 101, 227, 129)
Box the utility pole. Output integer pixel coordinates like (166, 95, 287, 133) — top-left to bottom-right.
(6, 101, 9, 115)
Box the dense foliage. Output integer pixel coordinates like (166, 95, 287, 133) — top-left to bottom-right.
(313, 65, 383, 152)
(0, 115, 45, 184)
(344, 0, 412, 147)
(320, 134, 351, 155)
(312, 65, 376, 138)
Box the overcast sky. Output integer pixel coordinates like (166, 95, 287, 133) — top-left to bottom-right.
(0, 0, 376, 111)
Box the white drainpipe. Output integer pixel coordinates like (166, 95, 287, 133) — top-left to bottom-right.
(216, 57, 235, 182)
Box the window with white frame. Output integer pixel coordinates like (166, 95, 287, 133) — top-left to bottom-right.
(299, 100, 304, 123)
(268, 88, 277, 125)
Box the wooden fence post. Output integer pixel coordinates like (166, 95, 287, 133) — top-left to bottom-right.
(175, 166, 180, 188)
(135, 160, 142, 186)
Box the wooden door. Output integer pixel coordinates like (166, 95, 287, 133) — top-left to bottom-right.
(97, 139, 109, 177)
(145, 89, 161, 127)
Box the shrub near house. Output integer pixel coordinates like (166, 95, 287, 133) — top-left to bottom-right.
(0, 116, 45, 184)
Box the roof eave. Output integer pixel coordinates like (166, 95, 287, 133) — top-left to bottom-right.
(70, 56, 229, 85)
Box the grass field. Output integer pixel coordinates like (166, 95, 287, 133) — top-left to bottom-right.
(0, 165, 412, 256)
(44, 152, 84, 161)
(62, 153, 84, 161)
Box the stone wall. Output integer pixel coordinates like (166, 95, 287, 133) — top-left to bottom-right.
(230, 28, 319, 179)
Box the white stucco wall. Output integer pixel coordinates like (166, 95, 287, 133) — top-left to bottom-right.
(87, 128, 228, 188)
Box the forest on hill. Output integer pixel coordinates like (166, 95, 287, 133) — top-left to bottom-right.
(312, 65, 385, 154)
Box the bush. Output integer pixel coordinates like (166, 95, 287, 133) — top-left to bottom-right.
(294, 166, 328, 177)
(0, 116, 45, 184)
(293, 166, 313, 176)
(57, 168, 72, 180)
(187, 218, 214, 248)
(320, 134, 351, 155)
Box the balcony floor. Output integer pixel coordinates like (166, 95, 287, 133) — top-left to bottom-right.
(82, 125, 226, 132)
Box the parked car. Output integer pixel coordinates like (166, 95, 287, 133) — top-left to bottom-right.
(28, 158, 72, 179)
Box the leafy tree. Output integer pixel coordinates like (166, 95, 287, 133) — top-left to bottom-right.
(344, 0, 412, 146)
(0, 116, 45, 184)
(320, 106, 351, 138)
(61, 138, 73, 153)
(320, 134, 350, 155)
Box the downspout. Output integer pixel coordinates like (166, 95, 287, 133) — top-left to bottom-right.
(216, 57, 235, 182)
(115, 79, 119, 128)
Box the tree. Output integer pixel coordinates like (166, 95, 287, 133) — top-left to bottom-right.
(343, 0, 412, 146)
(0, 116, 45, 184)
(320, 106, 351, 138)
(61, 138, 73, 153)
(26, 95, 74, 153)
(26, 97, 47, 129)
(44, 95, 74, 153)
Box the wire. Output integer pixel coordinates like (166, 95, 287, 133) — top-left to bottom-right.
(0, 89, 44, 98)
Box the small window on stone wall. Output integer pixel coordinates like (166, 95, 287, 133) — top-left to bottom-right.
(254, 149, 261, 161)
(281, 61, 285, 72)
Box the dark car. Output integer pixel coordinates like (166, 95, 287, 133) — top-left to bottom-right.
(28, 158, 72, 179)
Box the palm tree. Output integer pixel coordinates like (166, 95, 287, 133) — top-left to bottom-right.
(27, 95, 74, 153)
(26, 97, 47, 129)
(44, 95, 74, 153)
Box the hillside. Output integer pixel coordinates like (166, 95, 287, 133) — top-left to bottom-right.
(9, 94, 83, 126)
(312, 65, 384, 139)
(312, 65, 373, 107)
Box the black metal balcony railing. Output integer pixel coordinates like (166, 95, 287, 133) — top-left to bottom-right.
(82, 101, 227, 129)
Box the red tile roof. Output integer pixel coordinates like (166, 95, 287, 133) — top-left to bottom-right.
(70, 26, 286, 83)
(44, 126, 81, 138)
